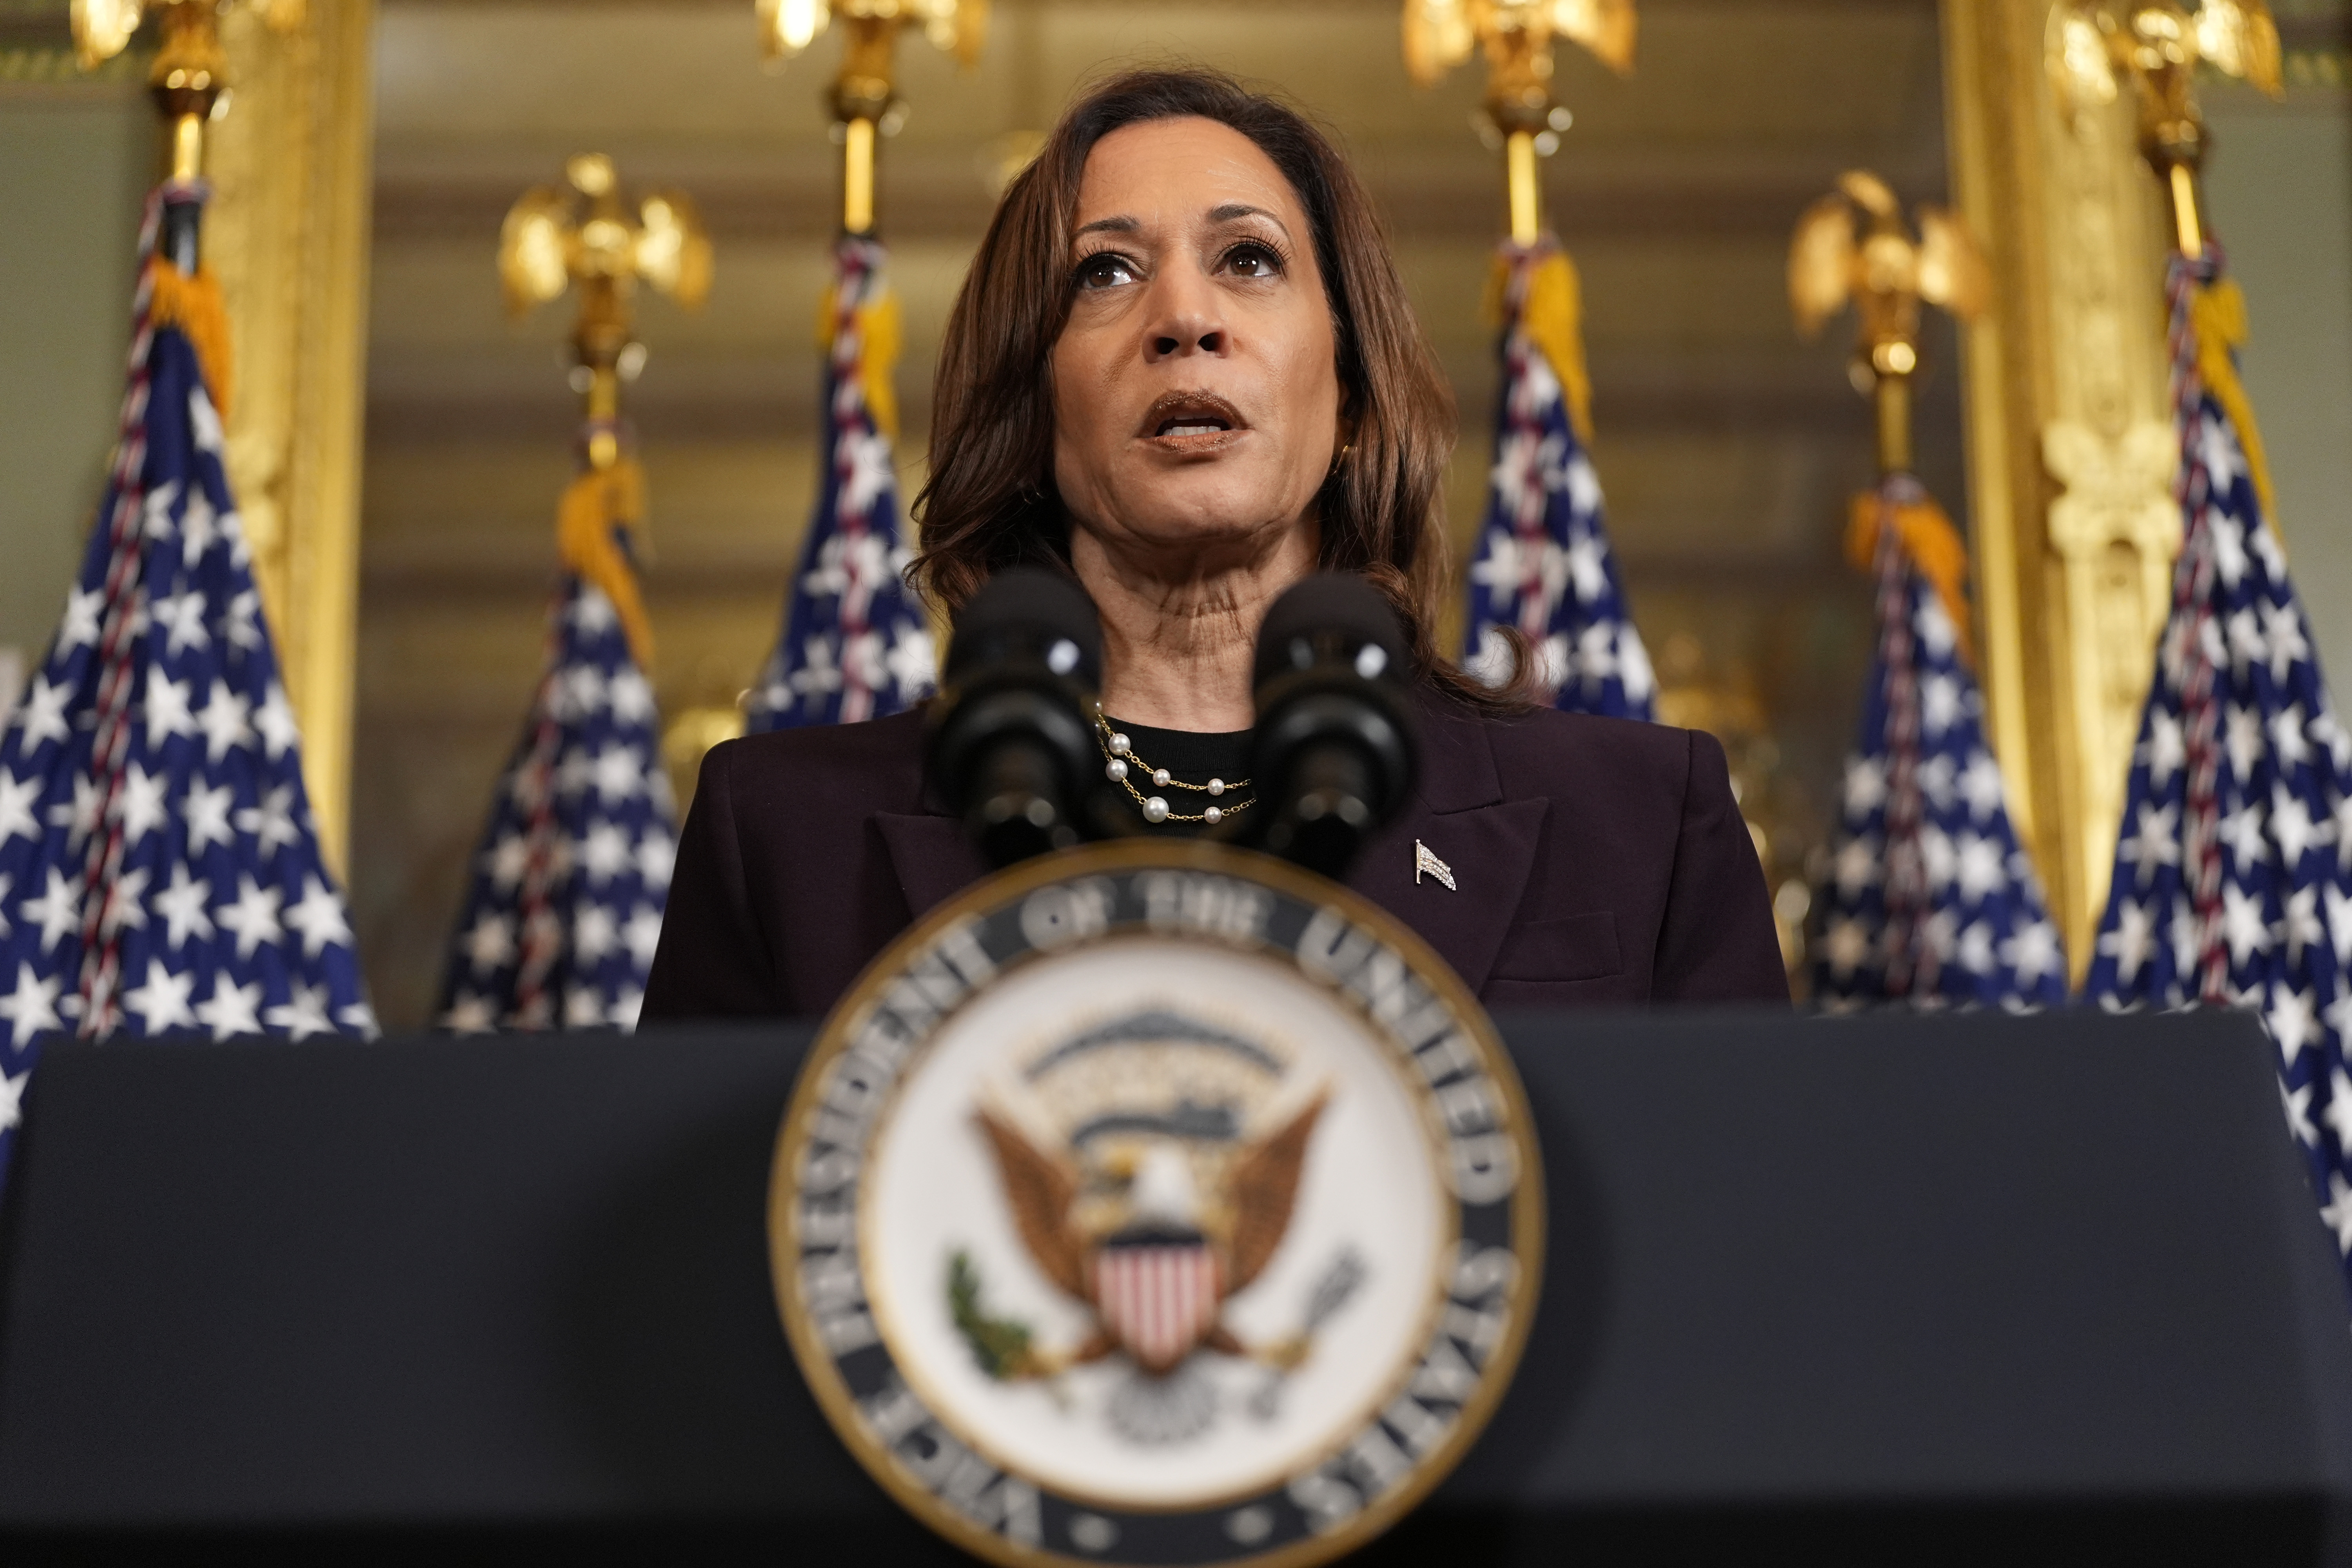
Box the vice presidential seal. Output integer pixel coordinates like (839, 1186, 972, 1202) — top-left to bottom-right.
(769, 840, 1542, 1568)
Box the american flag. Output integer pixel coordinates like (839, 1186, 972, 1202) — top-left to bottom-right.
(437, 456, 676, 1034)
(2084, 247, 2352, 1280)
(745, 235, 935, 731)
(1814, 476, 2066, 1009)
(0, 184, 373, 1184)
(1461, 239, 1655, 720)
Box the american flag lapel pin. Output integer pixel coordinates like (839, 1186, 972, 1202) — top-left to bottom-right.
(1414, 840, 1455, 890)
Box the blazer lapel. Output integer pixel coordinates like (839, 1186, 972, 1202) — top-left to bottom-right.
(1345, 699, 1548, 994)
(1350, 801, 1548, 995)
(875, 812, 991, 920)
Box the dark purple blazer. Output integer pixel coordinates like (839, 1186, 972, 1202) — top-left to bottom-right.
(642, 693, 1789, 1021)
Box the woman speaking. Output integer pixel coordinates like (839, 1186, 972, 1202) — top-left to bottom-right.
(643, 67, 1787, 1020)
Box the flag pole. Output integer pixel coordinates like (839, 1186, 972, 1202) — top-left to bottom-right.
(1483, 24, 1549, 246)
(2047, 2, 2289, 255)
(568, 159, 634, 473)
(496, 154, 711, 637)
(76, 0, 304, 270)
(2047, 2, 2284, 516)
(1789, 172, 2068, 1009)
(2053, 0, 2288, 260)
(149, 0, 223, 182)
(443, 158, 709, 1033)
(830, 15, 897, 237)
(740, 0, 982, 736)
(1401, 0, 1635, 245)
(1414, 2, 1658, 723)
(756, 0, 987, 239)
(1788, 172, 1989, 485)
(2131, 13, 2215, 259)
(1504, 131, 1539, 247)
(108, 0, 233, 270)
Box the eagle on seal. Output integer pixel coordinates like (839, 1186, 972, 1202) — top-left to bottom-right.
(974, 1092, 1327, 1377)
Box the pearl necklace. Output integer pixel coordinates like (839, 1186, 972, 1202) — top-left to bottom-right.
(1093, 711, 1254, 826)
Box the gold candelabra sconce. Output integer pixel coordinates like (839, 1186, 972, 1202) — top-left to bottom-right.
(1789, 171, 1989, 478)
(1403, 0, 1634, 244)
(499, 155, 712, 471)
(71, 0, 304, 185)
(2046, 0, 2283, 256)
(755, 0, 988, 235)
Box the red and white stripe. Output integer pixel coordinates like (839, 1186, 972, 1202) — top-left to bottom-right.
(1499, 244, 1556, 643)
(1871, 477, 1934, 999)
(504, 673, 566, 1030)
(1091, 1243, 1222, 1374)
(828, 238, 884, 724)
(2163, 246, 2230, 1005)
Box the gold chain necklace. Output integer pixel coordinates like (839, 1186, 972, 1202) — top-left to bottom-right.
(1093, 711, 1254, 826)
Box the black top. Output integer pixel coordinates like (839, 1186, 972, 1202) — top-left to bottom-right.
(1098, 717, 1253, 836)
(9, 1010, 2351, 1558)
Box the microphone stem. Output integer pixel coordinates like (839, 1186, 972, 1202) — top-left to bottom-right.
(968, 737, 1074, 867)
(1265, 742, 1376, 881)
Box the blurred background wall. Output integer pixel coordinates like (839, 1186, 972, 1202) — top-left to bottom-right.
(2205, 0, 2352, 681)
(0, 0, 2345, 1028)
(0, 15, 147, 717)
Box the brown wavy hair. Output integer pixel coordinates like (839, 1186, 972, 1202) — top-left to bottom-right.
(908, 65, 1522, 711)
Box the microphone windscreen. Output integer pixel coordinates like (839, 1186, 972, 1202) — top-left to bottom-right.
(944, 567, 1103, 685)
(1251, 572, 1409, 691)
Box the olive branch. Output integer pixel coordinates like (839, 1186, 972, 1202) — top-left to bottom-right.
(946, 1249, 1044, 1381)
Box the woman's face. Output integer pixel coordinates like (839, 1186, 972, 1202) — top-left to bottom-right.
(1049, 116, 1343, 563)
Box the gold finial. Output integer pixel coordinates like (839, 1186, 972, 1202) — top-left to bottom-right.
(71, 0, 143, 71)
(72, 0, 305, 186)
(2047, 1, 2284, 255)
(755, 0, 988, 236)
(498, 156, 713, 470)
(1789, 170, 1989, 477)
(1403, 0, 1634, 244)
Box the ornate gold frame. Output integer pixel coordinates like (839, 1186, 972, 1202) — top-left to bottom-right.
(1942, 0, 2180, 980)
(202, 0, 376, 872)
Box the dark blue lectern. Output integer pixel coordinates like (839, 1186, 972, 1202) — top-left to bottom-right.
(2, 1009, 2348, 1564)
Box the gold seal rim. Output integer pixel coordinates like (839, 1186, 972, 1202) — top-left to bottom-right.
(767, 838, 1547, 1568)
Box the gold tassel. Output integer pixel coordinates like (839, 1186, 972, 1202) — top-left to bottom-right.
(1846, 486, 1976, 669)
(146, 258, 234, 418)
(1486, 247, 1595, 444)
(813, 283, 904, 443)
(2190, 277, 2283, 537)
(556, 458, 655, 670)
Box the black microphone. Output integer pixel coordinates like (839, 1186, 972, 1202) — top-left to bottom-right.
(1242, 573, 1417, 880)
(925, 568, 1105, 868)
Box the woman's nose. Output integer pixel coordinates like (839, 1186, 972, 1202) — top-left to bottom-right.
(1142, 274, 1226, 361)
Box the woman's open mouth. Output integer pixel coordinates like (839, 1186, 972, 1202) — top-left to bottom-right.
(1138, 390, 1247, 451)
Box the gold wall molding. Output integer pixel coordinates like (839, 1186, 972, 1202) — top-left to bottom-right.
(1941, 0, 2179, 978)
(203, 0, 375, 871)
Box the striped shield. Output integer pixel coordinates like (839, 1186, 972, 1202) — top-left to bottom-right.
(1091, 1241, 1223, 1374)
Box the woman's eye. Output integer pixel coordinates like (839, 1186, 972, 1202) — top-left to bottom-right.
(1225, 243, 1282, 278)
(1076, 252, 1136, 290)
